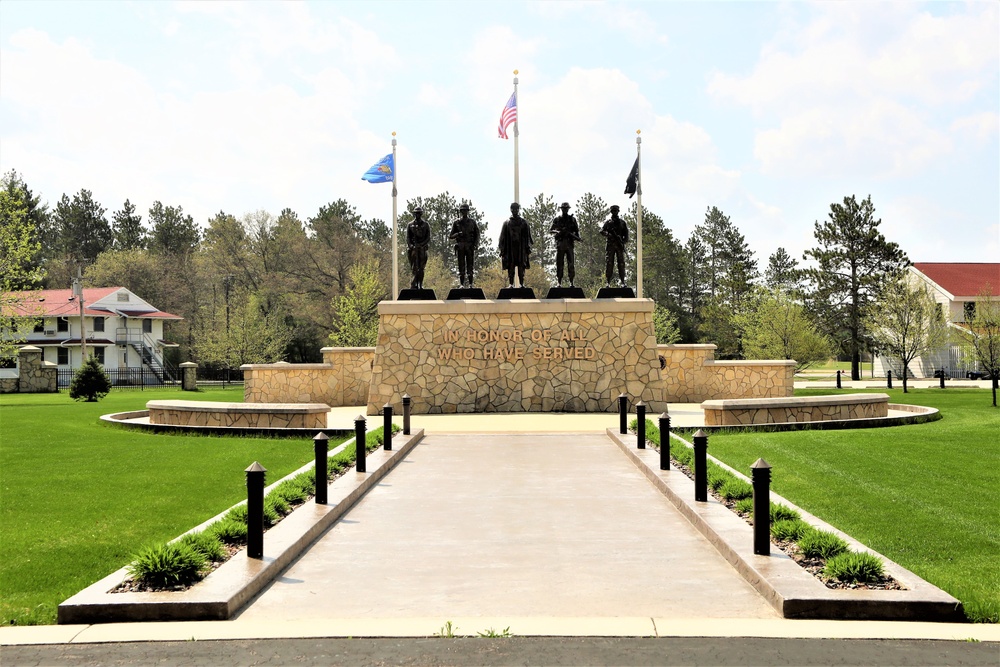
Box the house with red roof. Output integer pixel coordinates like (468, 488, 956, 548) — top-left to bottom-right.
(3, 286, 182, 383)
(875, 263, 1000, 378)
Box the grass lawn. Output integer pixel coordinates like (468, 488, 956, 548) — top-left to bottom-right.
(0, 388, 343, 626)
(695, 388, 999, 623)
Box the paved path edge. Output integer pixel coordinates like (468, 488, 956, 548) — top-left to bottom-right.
(608, 428, 964, 622)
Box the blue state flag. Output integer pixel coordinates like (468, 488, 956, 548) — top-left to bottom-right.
(361, 153, 394, 183)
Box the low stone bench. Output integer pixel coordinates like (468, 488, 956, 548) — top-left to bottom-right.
(147, 401, 330, 429)
(701, 393, 889, 427)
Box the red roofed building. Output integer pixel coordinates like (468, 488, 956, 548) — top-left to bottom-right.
(3, 286, 182, 382)
(875, 264, 999, 378)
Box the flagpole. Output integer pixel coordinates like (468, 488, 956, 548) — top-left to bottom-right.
(635, 130, 643, 299)
(391, 132, 398, 299)
(513, 69, 520, 204)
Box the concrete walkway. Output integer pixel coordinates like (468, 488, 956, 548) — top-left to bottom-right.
(237, 433, 777, 621)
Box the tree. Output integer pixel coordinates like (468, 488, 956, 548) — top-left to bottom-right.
(52, 189, 112, 267)
(194, 291, 292, 367)
(953, 287, 1000, 406)
(1, 170, 49, 288)
(572, 192, 610, 295)
(653, 304, 682, 344)
(85, 249, 164, 305)
(148, 201, 200, 256)
(329, 261, 386, 347)
(69, 356, 111, 402)
(522, 193, 558, 274)
(738, 289, 832, 371)
(803, 195, 909, 380)
(765, 247, 802, 293)
(868, 277, 949, 393)
(0, 179, 44, 358)
(111, 199, 146, 250)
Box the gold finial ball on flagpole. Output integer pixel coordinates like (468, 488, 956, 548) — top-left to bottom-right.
(392, 131, 396, 137)
(636, 129, 641, 135)
(514, 69, 518, 75)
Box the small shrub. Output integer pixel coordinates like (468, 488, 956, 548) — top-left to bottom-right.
(719, 478, 753, 501)
(69, 357, 112, 402)
(734, 497, 753, 514)
(673, 445, 693, 466)
(272, 479, 308, 505)
(128, 542, 206, 588)
(264, 494, 290, 518)
(708, 467, 730, 491)
(824, 551, 885, 583)
(797, 529, 849, 560)
(770, 503, 801, 523)
(209, 518, 247, 545)
(226, 504, 248, 523)
(771, 519, 810, 542)
(178, 531, 226, 562)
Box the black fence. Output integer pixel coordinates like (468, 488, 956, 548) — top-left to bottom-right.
(196, 367, 244, 387)
(56, 367, 179, 390)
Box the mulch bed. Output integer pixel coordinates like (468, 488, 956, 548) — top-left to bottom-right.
(647, 439, 902, 591)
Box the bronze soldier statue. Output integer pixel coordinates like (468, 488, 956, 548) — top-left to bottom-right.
(406, 206, 431, 289)
(498, 202, 533, 288)
(601, 204, 628, 287)
(449, 203, 480, 287)
(549, 202, 582, 287)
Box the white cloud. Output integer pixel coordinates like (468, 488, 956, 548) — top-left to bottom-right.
(708, 3, 998, 178)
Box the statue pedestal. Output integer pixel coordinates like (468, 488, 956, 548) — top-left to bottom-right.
(397, 288, 437, 301)
(596, 286, 636, 299)
(496, 287, 536, 299)
(545, 287, 586, 299)
(368, 298, 668, 414)
(446, 288, 487, 300)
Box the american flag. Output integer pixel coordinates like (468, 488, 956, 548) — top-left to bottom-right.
(497, 92, 517, 139)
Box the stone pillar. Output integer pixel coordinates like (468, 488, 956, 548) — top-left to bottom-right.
(18, 346, 58, 393)
(180, 362, 198, 391)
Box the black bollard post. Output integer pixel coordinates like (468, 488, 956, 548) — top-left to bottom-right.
(751, 458, 772, 556)
(354, 415, 367, 473)
(402, 393, 411, 435)
(940, 369, 946, 389)
(693, 430, 708, 502)
(383, 402, 393, 450)
(836, 369, 841, 389)
(658, 412, 671, 471)
(313, 433, 328, 505)
(618, 393, 628, 434)
(245, 462, 266, 559)
(636, 401, 646, 449)
(887, 369, 893, 389)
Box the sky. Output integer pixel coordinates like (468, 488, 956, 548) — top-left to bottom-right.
(1, 1, 997, 268)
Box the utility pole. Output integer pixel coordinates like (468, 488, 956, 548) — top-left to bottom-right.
(73, 269, 87, 364)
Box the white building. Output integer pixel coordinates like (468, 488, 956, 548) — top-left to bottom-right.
(4, 286, 182, 381)
(875, 263, 1000, 378)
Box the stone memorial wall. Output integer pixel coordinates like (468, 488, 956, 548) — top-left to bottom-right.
(242, 347, 373, 406)
(367, 299, 670, 414)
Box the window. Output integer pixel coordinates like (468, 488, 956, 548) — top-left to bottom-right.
(33, 320, 44, 333)
(57, 348, 69, 365)
(93, 347, 105, 364)
(93, 317, 105, 332)
(142, 318, 152, 334)
(57, 317, 69, 332)
(117, 291, 129, 302)
(964, 302, 976, 322)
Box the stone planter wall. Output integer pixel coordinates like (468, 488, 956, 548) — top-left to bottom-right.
(367, 299, 669, 415)
(242, 347, 373, 406)
(657, 344, 794, 402)
(702, 393, 889, 426)
(0, 346, 58, 394)
(147, 400, 330, 429)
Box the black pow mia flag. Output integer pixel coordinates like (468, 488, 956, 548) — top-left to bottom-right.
(624, 157, 640, 198)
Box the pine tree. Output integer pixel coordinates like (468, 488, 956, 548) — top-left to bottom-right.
(803, 195, 909, 380)
(111, 199, 146, 250)
(69, 357, 112, 402)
